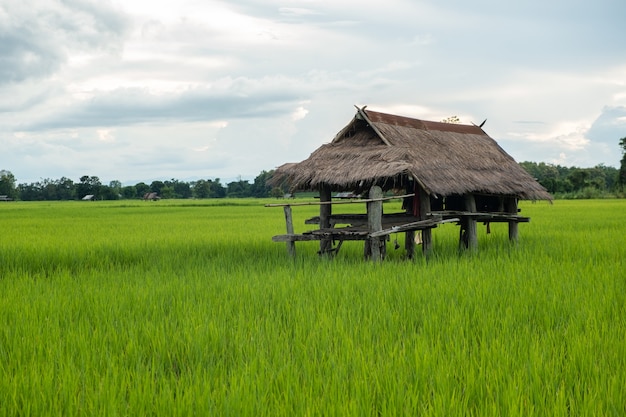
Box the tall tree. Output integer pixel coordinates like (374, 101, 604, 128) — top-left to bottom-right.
(211, 178, 226, 198)
(109, 180, 122, 198)
(250, 170, 274, 198)
(193, 179, 211, 198)
(149, 180, 165, 195)
(121, 185, 137, 199)
(76, 175, 102, 199)
(56, 177, 75, 200)
(227, 177, 251, 198)
(0, 170, 17, 199)
(173, 180, 192, 199)
(135, 182, 150, 198)
(619, 137, 626, 188)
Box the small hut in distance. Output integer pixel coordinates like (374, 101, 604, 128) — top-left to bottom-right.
(269, 106, 552, 260)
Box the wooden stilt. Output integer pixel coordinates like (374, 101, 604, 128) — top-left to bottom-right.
(319, 185, 332, 255)
(405, 230, 415, 259)
(283, 205, 296, 257)
(367, 185, 384, 261)
(419, 187, 432, 258)
(505, 197, 519, 242)
(463, 194, 478, 250)
(404, 184, 416, 259)
(459, 223, 468, 250)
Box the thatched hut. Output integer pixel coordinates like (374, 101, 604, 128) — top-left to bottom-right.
(270, 106, 552, 260)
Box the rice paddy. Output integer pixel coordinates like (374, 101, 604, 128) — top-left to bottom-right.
(1, 199, 625, 416)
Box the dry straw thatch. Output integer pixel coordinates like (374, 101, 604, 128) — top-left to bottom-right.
(273, 107, 552, 201)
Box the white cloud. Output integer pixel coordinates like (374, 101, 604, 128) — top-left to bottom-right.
(279, 8, 319, 17)
(508, 120, 591, 149)
(97, 129, 116, 143)
(551, 152, 569, 166)
(2, 0, 626, 184)
(291, 106, 309, 121)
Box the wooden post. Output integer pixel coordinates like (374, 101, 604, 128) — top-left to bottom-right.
(283, 205, 296, 257)
(505, 197, 519, 242)
(419, 187, 432, 258)
(319, 184, 332, 255)
(461, 194, 478, 250)
(405, 230, 415, 260)
(367, 185, 384, 261)
(404, 184, 416, 259)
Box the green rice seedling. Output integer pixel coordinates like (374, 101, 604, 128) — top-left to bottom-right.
(0, 199, 624, 415)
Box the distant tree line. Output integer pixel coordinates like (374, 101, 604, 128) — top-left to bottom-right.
(1, 136, 626, 201)
(518, 162, 624, 198)
(0, 170, 286, 201)
(518, 136, 626, 198)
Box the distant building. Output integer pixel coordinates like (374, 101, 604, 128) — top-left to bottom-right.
(143, 192, 160, 201)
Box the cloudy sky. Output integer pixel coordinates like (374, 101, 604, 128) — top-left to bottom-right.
(2, 0, 625, 185)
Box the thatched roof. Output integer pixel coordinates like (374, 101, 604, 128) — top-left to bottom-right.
(273, 107, 552, 201)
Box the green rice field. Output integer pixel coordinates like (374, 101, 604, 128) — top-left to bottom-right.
(1, 198, 625, 416)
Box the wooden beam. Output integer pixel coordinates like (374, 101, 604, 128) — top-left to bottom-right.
(429, 211, 529, 222)
(272, 234, 319, 242)
(272, 233, 368, 242)
(265, 193, 415, 207)
(368, 217, 458, 237)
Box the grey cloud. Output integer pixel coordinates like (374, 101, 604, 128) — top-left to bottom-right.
(233, 0, 626, 75)
(513, 121, 546, 125)
(3, 0, 626, 184)
(0, 0, 130, 85)
(586, 106, 626, 146)
(23, 81, 306, 130)
(501, 106, 626, 168)
(0, 26, 65, 84)
(59, 0, 129, 38)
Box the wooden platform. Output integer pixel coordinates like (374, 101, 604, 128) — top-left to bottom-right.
(272, 215, 458, 243)
(267, 188, 530, 260)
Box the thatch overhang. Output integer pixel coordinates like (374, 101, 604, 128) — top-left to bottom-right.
(273, 107, 552, 201)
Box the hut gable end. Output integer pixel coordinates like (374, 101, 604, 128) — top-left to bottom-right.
(331, 117, 387, 147)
